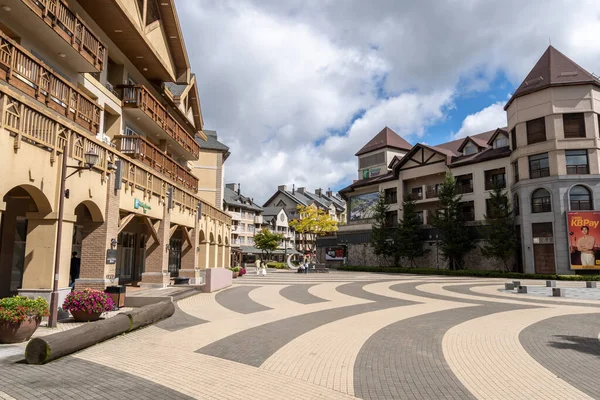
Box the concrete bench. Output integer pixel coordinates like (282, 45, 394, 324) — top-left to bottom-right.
(586, 281, 597, 288)
(517, 285, 528, 294)
(552, 288, 566, 297)
(504, 283, 515, 290)
(307, 266, 329, 273)
(546, 280, 556, 287)
(173, 277, 190, 285)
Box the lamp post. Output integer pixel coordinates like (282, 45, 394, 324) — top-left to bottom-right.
(48, 140, 99, 328)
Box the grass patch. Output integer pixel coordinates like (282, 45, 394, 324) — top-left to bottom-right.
(266, 262, 288, 269)
(336, 265, 600, 281)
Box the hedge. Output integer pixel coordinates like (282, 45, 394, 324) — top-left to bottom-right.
(336, 265, 600, 281)
(266, 262, 288, 269)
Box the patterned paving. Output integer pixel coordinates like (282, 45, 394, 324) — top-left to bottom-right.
(1, 271, 600, 399)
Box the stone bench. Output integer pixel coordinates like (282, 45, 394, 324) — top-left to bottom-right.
(552, 287, 566, 297)
(307, 266, 329, 273)
(173, 277, 190, 285)
(504, 283, 515, 290)
(517, 285, 528, 294)
(546, 280, 556, 287)
(586, 281, 597, 288)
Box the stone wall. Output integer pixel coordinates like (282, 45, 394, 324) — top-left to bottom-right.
(320, 240, 510, 271)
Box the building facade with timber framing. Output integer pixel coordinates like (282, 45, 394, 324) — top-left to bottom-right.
(336, 46, 600, 275)
(0, 0, 232, 304)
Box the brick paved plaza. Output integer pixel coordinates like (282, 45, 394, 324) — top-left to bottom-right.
(2, 271, 600, 399)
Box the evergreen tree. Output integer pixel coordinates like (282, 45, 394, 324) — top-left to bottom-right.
(430, 172, 475, 270)
(370, 191, 394, 265)
(395, 196, 427, 267)
(481, 181, 517, 272)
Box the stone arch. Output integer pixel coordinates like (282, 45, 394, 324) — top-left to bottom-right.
(4, 184, 53, 215)
(209, 232, 215, 244)
(198, 229, 206, 243)
(225, 236, 229, 246)
(218, 234, 222, 245)
(76, 200, 104, 223)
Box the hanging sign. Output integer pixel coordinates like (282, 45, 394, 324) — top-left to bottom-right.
(134, 198, 151, 214)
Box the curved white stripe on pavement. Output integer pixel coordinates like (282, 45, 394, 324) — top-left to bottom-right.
(262, 300, 473, 395)
(416, 282, 546, 306)
(247, 284, 296, 309)
(362, 279, 475, 303)
(177, 288, 242, 322)
(443, 306, 598, 400)
(470, 284, 600, 305)
(308, 282, 370, 303)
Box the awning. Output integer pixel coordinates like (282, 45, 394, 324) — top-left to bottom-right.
(239, 246, 302, 256)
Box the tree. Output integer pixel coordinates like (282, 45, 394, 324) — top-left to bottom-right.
(430, 172, 475, 270)
(253, 228, 284, 261)
(370, 191, 395, 266)
(395, 196, 427, 267)
(481, 181, 517, 272)
(289, 205, 338, 260)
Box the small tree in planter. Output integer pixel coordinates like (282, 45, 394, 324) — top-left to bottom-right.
(0, 296, 49, 344)
(62, 289, 115, 322)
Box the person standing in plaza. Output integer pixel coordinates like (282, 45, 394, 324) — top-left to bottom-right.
(577, 226, 597, 267)
(69, 252, 80, 289)
(255, 258, 261, 275)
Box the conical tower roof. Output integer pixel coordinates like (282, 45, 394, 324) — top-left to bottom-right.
(505, 46, 600, 110)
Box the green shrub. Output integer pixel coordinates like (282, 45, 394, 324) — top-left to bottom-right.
(336, 265, 600, 281)
(266, 262, 287, 269)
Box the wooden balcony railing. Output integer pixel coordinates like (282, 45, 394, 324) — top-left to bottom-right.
(114, 134, 199, 192)
(118, 85, 200, 158)
(0, 31, 101, 133)
(408, 192, 422, 201)
(0, 88, 231, 225)
(21, 0, 105, 71)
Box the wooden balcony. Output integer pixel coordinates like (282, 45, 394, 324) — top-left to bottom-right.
(19, 0, 105, 72)
(118, 85, 200, 159)
(114, 134, 198, 192)
(0, 31, 100, 133)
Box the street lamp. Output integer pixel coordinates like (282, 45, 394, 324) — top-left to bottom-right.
(48, 145, 98, 328)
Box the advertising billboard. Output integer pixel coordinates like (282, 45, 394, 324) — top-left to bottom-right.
(567, 211, 600, 270)
(349, 192, 379, 221)
(325, 246, 345, 261)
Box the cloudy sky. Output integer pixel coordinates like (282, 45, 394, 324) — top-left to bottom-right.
(176, 0, 600, 204)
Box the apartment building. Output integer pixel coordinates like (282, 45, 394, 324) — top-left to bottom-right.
(223, 183, 263, 247)
(191, 129, 229, 209)
(263, 185, 343, 253)
(336, 46, 600, 275)
(0, 0, 232, 305)
(261, 206, 298, 261)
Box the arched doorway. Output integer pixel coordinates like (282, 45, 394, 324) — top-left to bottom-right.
(208, 232, 216, 268)
(72, 201, 104, 289)
(0, 185, 52, 298)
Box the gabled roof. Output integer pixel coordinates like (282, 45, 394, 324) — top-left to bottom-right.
(456, 136, 488, 153)
(355, 127, 412, 156)
(263, 189, 307, 208)
(196, 130, 230, 155)
(394, 143, 452, 170)
(434, 129, 497, 156)
(487, 128, 509, 146)
(339, 172, 395, 200)
(505, 46, 600, 110)
(262, 206, 286, 217)
(450, 146, 511, 167)
(302, 191, 333, 209)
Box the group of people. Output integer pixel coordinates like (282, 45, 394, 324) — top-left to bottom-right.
(297, 260, 313, 273)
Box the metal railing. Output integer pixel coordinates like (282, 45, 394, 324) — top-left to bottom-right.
(484, 178, 506, 190)
(113, 134, 199, 191)
(530, 168, 550, 179)
(118, 84, 200, 158)
(456, 183, 473, 194)
(426, 187, 440, 199)
(0, 31, 100, 133)
(566, 165, 589, 175)
(408, 192, 422, 201)
(22, 0, 105, 71)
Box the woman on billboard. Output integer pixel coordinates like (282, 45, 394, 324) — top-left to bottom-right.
(577, 226, 597, 266)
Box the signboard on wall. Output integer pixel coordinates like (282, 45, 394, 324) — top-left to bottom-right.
(369, 167, 381, 177)
(349, 192, 379, 221)
(567, 211, 600, 270)
(362, 169, 370, 179)
(325, 246, 345, 261)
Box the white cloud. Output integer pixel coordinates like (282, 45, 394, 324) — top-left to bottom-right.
(175, 0, 600, 204)
(452, 102, 507, 140)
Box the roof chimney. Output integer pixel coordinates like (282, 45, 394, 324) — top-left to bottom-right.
(292, 184, 295, 194)
(326, 188, 333, 198)
(315, 188, 322, 197)
(225, 183, 237, 192)
(278, 185, 287, 192)
(297, 187, 306, 194)
(237, 183, 241, 195)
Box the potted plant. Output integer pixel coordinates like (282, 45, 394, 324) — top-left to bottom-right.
(239, 267, 246, 277)
(229, 267, 239, 278)
(0, 296, 49, 344)
(62, 288, 115, 322)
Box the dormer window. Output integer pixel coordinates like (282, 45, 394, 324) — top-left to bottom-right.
(494, 135, 509, 149)
(463, 142, 477, 155)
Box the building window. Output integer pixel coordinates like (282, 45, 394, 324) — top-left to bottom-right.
(463, 142, 477, 155)
(511, 127, 517, 150)
(385, 211, 398, 228)
(384, 188, 397, 204)
(358, 152, 385, 169)
(456, 174, 473, 194)
(529, 153, 550, 179)
(409, 187, 423, 201)
(513, 193, 520, 216)
(494, 135, 509, 149)
(531, 188, 551, 213)
(460, 202, 475, 221)
(565, 149, 589, 175)
(526, 117, 546, 145)
(416, 211, 424, 225)
(484, 168, 506, 190)
(513, 161, 519, 183)
(563, 113, 586, 138)
(570, 185, 593, 210)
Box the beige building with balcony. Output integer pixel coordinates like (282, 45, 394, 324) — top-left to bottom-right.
(223, 183, 262, 248)
(0, 0, 232, 305)
(336, 46, 600, 275)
